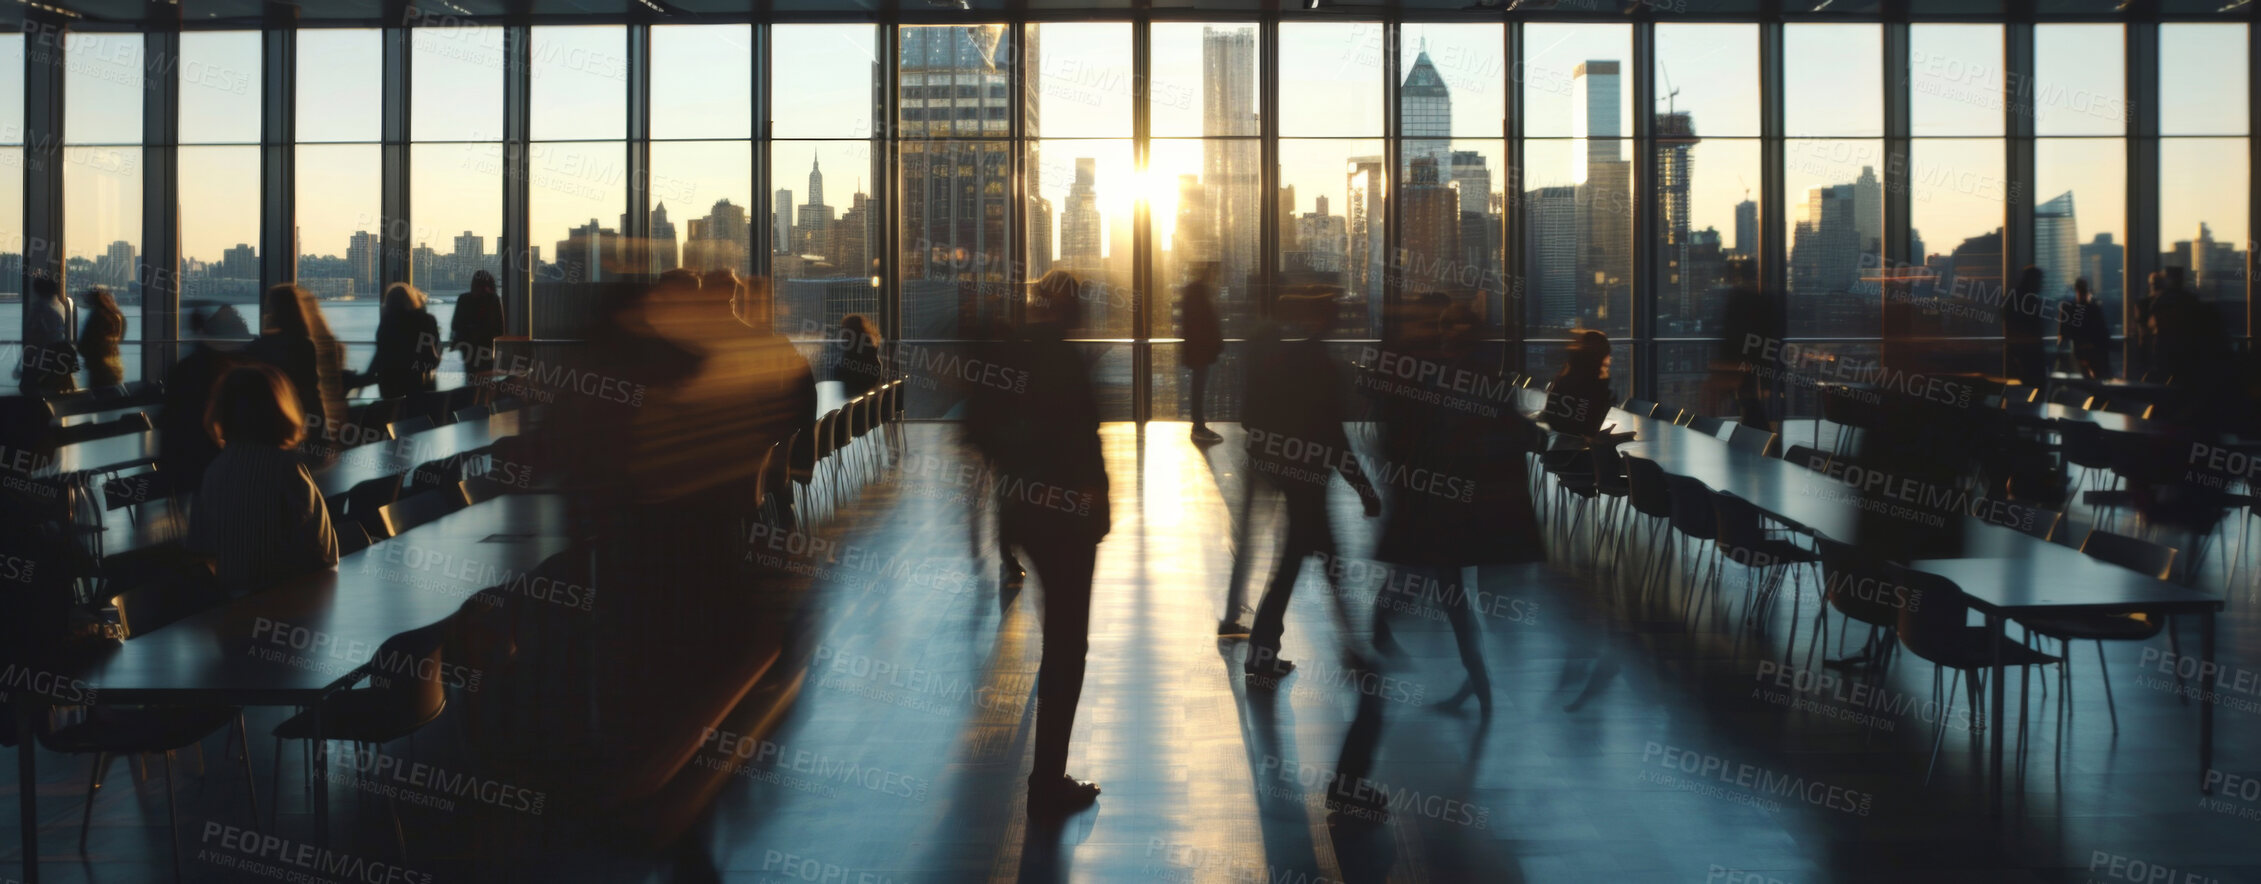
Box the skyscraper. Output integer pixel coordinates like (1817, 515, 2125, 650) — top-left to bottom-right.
(1401, 156, 1462, 297)
(1656, 110, 1701, 319)
(348, 231, 380, 297)
(1061, 158, 1102, 262)
(795, 155, 834, 257)
(1347, 155, 1386, 335)
(1571, 62, 1621, 184)
(649, 205, 678, 275)
(898, 25, 1016, 338)
(773, 189, 793, 255)
(1400, 40, 1452, 174)
(2033, 191, 2079, 300)
(1573, 62, 1629, 327)
(221, 243, 257, 281)
(1201, 26, 1260, 324)
(1733, 199, 1757, 259)
(2080, 232, 2124, 309)
(1527, 186, 1581, 330)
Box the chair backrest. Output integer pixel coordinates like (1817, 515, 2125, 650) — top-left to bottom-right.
(1815, 536, 1905, 628)
(753, 441, 776, 509)
(336, 521, 375, 557)
(377, 485, 471, 538)
(403, 455, 466, 496)
(1778, 445, 1829, 472)
(110, 565, 226, 638)
(387, 414, 437, 438)
(56, 410, 152, 445)
(1670, 409, 1694, 427)
(1683, 414, 1725, 437)
(851, 395, 872, 439)
(101, 469, 174, 511)
(1622, 398, 1659, 418)
(2079, 529, 2176, 580)
(2057, 420, 2113, 470)
(453, 404, 491, 424)
(340, 474, 404, 539)
(1709, 491, 1776, 557)
(463, 474, 511, 504)
(1883, 563, 1973, 667)
(1662, 473, 1719, 540)
(1725, 422, 1778, 456)
(1620, 454, 1674, 518)
(1972, 499, 2060, 543)
(337, 621, 452, 741)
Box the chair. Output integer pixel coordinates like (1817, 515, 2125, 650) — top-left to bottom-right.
(53, 410, 152, 446)
(453, 404, 491, 424)
(1661, 473, 1725, 626)
(1618, 454, 1678, 610)
(386, 414, 437, 438)
(1622, 398, 1659, 418)
(2013, 530, 2180, 732)
(1710, 491, 1822, 660)
(333, 475, 404, 541)
(1724, 423, 1778, 457)
(336, 522, 375, 558)
(463, 474, 513, 504)
(377, 485, 473, 538)
(102, 468, 178, 526)
(1885, 563, 2059, 785)
(271, 621, 453, 859)
(1683, 414, 1726, 437)
(1972, 500, 2061, 544)
(1812, 537, 1903, 677)
(1778, 445, 1830, 473)
(752, 441, 781, 529)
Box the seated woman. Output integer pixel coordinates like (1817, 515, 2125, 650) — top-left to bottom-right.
(1544, 329, 1615, 439)
(188, 364, 340, 594)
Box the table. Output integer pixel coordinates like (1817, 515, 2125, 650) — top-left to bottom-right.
(314, 409, 527, 499)
(46, 431, 157, 477)
(1910, 547, 2222, 817)
(15, 492, 574, 883)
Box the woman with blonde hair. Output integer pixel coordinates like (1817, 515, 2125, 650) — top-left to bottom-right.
(77, 286, 126, 388)
(246, 283, 348, 450)
(370, 281, 442, 399)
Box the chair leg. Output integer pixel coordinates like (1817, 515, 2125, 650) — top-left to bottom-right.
(271, 737, 286, 825)
(237, 715, 260, 827)
(1926, 669, 1958, 787)
(2097, 640, 2120, 734)
(163, 751, 183, 884)
(79, 751, 108, 854)
(2166, 617, 2189, 705)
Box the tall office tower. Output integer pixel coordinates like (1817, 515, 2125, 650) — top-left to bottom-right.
(1733, 199, 1757, 259)
(1573, 62, 1630, 326)
(1347, 155, 1387, 336)
(1852, 165, 1882, 263)
(833, 190, 876, 278)
(1526, 185, 1581, 331)
(1400, 40, 1452, 173)
(2080, 232, 2124, 308)
(795, 155, 835, 257)
(648, 205, 678, 275)
(1790, 183, 1862, 332)
(1202, 26, 1260, 319)
(1061, 158, 1102, 262)
(899, 25, 1016, 338)
(221, 243, 257, 281)
(556, 219, 619, 285)
(410, 244, 440, 292)
(1448, 150, 1490, 219)
(1277, 184, 1300, 254)
(773, 189, 794, 255)
(348, 231, 380, 297)
(1401, 156, 1462, 296)
(95, 241, 136, 290)
(1291, 195, 1348, 275)
(1655, 111, 1701, 319)
(1028, 195, 1054, 278)
(2032, 191, 2080, 299)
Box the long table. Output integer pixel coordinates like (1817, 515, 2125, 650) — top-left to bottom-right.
(313, 408, 526, 499)
(1555, 391, 2225, 819)
(14, 492, 574, 883)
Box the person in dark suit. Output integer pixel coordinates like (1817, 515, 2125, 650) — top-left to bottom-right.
(369, 282, 442, 399)
(1239, 287, 1381, 680)
(2059, 277, 2113, 380)
(245, 284, 348, 458)
(159, 305, 252, 496)
(450, 269, 506, 375)
(966, 269, 1110, 818)
(1180, 262, 1224, 444)
(1544, 330, 1614, 439)
(1706, 258, 1781, 429)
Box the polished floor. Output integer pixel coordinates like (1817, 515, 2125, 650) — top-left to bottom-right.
(7, 421, 2261, 883)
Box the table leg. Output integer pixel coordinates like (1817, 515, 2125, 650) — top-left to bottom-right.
(311, 705, 327, 840)
(16, 700, 37, 883)
(1988, 611, 2006, 818)
(2202, 612, 2217, 793)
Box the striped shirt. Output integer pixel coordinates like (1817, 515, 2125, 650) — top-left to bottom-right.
(188, 444, 340, 594)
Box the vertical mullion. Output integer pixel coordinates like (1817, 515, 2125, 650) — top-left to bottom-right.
(1504, 21, 1523, 376)
(1010, 22, 1027, 330)
(625, 24, 651, 280)
(144, 28, 181, 380)
(1880, 23, 1912, 366)
(2249, 19, 2259, 345)
(1631, 21, 1655, 403)
(2126, 21, 2158, 372)
(1132, 18, 1151, 424)
(2005, 22, 2036, 336)
(754, 22, 770, 286)
(1382, 20, 1399, 346)
(880, 23, 900, 350)
(1259, 18, 1278, 329)
(381, 22, 411, 293)
(1759, 22, 1785, 347)
(503, 23, 530, 336)
(259, 23, 296, 301)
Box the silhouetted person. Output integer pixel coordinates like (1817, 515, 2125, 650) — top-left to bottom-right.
(2059, 277, 2113, 379)
(77, 286, 125, 388)
(2132, 269, 2171, 380)
(188, 363, 339, 595)
(830, 313, 886, 398)
(2148, 267, 2236, 431)
(158, 305, 252, 495)
(733, 274, 819, 491)
(1180, 262, 1224, 444)
(246, 284, 348, 458)
(966, 269, 1109, 818)
(1707, 258, 1781, 429)
(1240, 287, 1382, 680)
(2004, 264, 2049, 388)
(451, 269, 506, 375)
(370, 282, 442, 399)
(1544, 330, 1614, 439)
(1369, 297, 1544, 714)
(16, 277, 76, 395)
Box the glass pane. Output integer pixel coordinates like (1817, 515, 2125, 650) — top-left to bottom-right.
(1029, 23, 1132, 139)
(409, 143, 502, 296)
(1150, 138, 1260, 340)
(1785, 25, 1881, 138)
(1911, 25, 2004, 137)
(297, 30, 381, 143)
(652, 25, 752, 140)
(1522, 24, 1630, 141)
(530, 141, 629, 287)
(897, 25, 1012, 139)
(178, 32, 261, 145)
(0, 148, 19, 299)
(295, 145, 381, 301)
(179, 146, 262, 310)
(65, 147, 141, 292)
(1395, 138, 1505, 334)
(1400, 24, 1504, 141)
(1656, 138, 1759, 337)
(65, 33, 142, 144)
(0, 35, 22, 144)
(1150, 23, 1256, 139)
(1785, 139, 1884, 338)
(1279, 22, 1383, 137)
(2161, 138, 2249, 334)
(1906, 139, 2007, 341)
(531, 26, 627, 141)
(772, 24, 877, 139)
(898, 139, 1012, 340)
(2036, 139, 2125, 336)
(413, 24, 505, 142)
(2033, 24, 2125, 137)
(1279, 138, 1386, 338)
(656, 140, 757, 281)
(1651, 25, 1758, 140)
(772, 144, 878, 343)
(2160, 24, 2248, 136)
(1521, 138, 1630, 339)
(1026, 140, 1132, 337)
